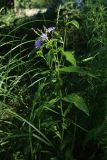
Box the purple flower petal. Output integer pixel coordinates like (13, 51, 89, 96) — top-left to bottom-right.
(34, 39, 43, 48)
(35, 34, 47, 48)
(41, 33, 47, 41)
(47, 27, 55, 33)
(34, 27, 54, 49)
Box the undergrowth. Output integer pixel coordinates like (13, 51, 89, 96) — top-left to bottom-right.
(0, 0, 107, 160)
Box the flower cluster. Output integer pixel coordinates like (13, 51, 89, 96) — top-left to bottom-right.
(34, 27, 55, 49)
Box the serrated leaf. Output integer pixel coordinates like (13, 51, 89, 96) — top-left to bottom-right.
(62, 94, 89, 116)
(64, 51, 76, 66)
(66, 20, 79, 29)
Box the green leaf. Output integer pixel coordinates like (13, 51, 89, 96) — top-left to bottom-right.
(59, 66, 84, 73)
(64, 51, 76, 66)
(59, 66, 97, 78)
(44, 98, 59, 108)
(62, 94, 89, 116)
(43, 98, 59, 114)
(66, 20, 79, 29)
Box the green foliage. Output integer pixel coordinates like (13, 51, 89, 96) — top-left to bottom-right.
(0, 10, 16, 27)
(0, 0, 107, 160)
(62, 94, 89, 116)
(0, 24, 90, 159)
(82, 0, 107, 51)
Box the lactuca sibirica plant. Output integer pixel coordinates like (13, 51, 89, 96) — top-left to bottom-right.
(32, 26, 89, 159)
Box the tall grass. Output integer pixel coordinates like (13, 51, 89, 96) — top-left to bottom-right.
(0, 0, 107, 160)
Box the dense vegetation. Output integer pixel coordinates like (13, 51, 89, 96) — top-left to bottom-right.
(0, 0, 107, 160)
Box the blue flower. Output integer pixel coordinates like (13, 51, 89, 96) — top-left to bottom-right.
(41, 33, 47, 41)
(35, 33, 47, 48)
(34, 39, 43, 48)
(34, 27, 55, 49)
